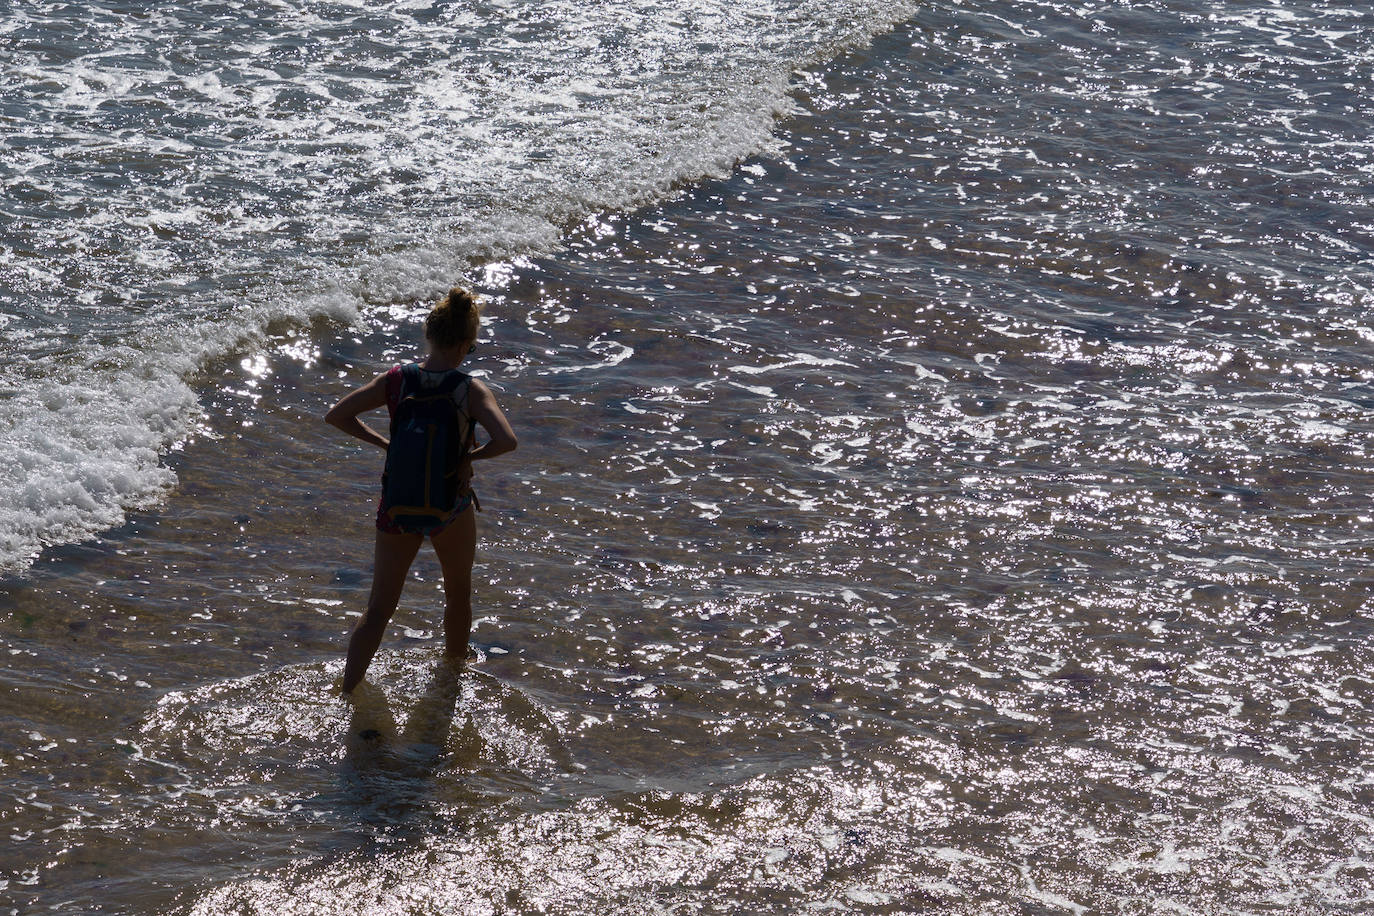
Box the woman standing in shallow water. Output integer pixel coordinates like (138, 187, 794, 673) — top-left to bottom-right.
(325, 287, 517, 694)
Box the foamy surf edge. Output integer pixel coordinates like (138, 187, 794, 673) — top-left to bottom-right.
(0, 0, 920, 575)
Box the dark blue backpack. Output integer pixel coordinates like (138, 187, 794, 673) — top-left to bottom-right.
(382, 365, 475, 534)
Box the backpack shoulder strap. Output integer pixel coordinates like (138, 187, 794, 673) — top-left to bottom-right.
(450, 372, 473, 404)
(420, 369, 472, 407)
(436, 369, 469, 396)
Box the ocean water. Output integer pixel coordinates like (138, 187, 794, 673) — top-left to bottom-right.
(3, 0, 1374, 913)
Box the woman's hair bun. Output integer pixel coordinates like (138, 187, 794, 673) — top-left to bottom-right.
(425, 286, 483, 348)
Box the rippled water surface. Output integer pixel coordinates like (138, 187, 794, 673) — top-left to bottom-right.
(0, 0, 906, 570)
(4, 1, 1374, 914)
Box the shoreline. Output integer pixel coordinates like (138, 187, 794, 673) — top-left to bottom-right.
(5, 8, 1374, 913)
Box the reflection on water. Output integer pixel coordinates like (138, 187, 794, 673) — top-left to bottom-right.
(4, 1, 1374, 913)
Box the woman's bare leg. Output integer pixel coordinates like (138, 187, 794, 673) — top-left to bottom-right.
(342, 529, 424, 693)
(431, 505, 477, 659)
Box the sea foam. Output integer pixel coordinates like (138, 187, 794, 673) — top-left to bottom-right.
(0, 0, 915, 573)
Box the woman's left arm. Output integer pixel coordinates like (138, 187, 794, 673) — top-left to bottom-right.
(466, 378, 518, 461)
(324, 372, 391, 450)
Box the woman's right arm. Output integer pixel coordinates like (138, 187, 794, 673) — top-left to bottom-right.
(467, 378, 517, 461)
(324, 372, 391, 450)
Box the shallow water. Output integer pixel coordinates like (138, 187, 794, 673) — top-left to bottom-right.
(4, 1, 1374, 914)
